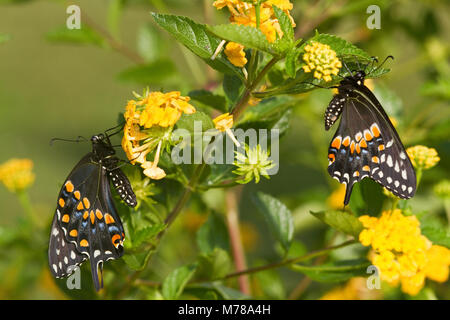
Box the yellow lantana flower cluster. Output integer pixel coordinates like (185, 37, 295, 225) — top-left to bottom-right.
(122, 91, 196, 179)
(213, 0, 295, 66)
(302, 41, 342, 82)
(359, 209, 450, 296)
(0, 158, 35, 193)
(406, 145, 440, 170)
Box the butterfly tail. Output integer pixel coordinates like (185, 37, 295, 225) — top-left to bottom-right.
(344, 183, 354, 206)
(90, 260, 104, 292)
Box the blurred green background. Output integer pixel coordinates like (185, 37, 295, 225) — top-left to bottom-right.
(0, 0, 449, 299)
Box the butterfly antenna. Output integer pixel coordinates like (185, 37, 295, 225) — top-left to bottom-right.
(49, 136, 88, 146)
(104, 122, 125, 138)
(364, 56, 379, 73)
(370, 55, 394, 75)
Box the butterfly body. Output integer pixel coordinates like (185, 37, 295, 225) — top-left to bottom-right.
(325, 70, 416, 205)
(48, 134, 136, 291)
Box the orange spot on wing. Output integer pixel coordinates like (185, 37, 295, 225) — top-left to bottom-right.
(331, 137, 341, 149)
(378, 144, 385, 151)
(83, 198, 90, 209)
(62, 214, 70, 223)
(105, 213, 115, 225)
(77, 202, 84, 211)
(372, 156, 379, 163)
(80, 239, 89, 247)
(363, 165, 370, 171)
(111, 234, 121, 247)
(371, 124, 381, 137)
(96, 209, 103, 220)
(69, 229, 78, 237)
(360, 139, 367, 148)
(58, 198, 65, 207)
(350, 141, 355, 154)
(65, 181, 74, 193)
(74, 191, 81, 200)
(90, 210, 95, 225)
(356, 143, 361, 154)
(328, 153, 335, 163)
(342, 136, 350, 147)
(354, 171, 360, 177)
(83, 211, 89, 220)
(364, 130, 373, 141)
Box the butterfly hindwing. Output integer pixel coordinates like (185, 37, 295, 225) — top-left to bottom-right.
(49, 140, 136, 291)
(326, 76, 416, 205)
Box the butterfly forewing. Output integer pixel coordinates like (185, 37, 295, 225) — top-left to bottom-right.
(326, 77, 416, 205)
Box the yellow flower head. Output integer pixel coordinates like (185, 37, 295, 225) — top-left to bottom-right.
(224, 42, 248, 67)
(122, 91, 195, 179)
(406, 145, 440, 170)
(359, 209, 450, 296)
(320, 277, 381, 300)
(302, 41, 342, 82)
(213, 113, 234, 132)
(0, 158, 35, 193)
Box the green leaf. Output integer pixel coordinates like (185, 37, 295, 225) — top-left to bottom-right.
(348, 179, 384, 216)
(162, 263, 198, 300)
(208, 24, 278, 56)
(252, 192, 294, 252)
(421, 226, 450, 249)
(310, 210, 363, 238)
(223, 74, 244, 107)
(272, 5, 294, 52)
(196, 248, 232, 280)
(46, 26, 104, 46)
(188, 89, 228, 113)
(291, 259, 370, 283)
(196, 212, 230, 253)
(285, 48, 300, 78)
(237, 95, 295, 125)
(122, 250, 154, 271)
(175, 111, 215, 134)
(131, 224, 166, 248)
(151, 13, 243, 78)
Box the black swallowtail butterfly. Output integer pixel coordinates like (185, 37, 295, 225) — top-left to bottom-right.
(48, 132, 137, 291)
(325, 58, 416, 205)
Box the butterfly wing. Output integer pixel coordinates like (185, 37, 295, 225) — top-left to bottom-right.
(48, 154, 126, 291)
(327, 87, 416, 205)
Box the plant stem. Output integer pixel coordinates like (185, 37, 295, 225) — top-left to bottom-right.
(231, 57, 279, 121)
(216, 239, 356, 281)
(225, 187, 251, 295)
(16, 190, 39, 227)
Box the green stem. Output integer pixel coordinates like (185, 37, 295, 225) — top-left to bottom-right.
(231, 56, 280, 121)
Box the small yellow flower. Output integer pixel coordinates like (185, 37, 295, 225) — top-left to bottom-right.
(358, 209, 450, 296)
(224, 42, 248, 67)
(213, 113, 234, 132)
(406, 145, 440, 170)
(122, 90, 195, 179)
(302, 41, 342, 82)
(0, 158, 35, 193)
